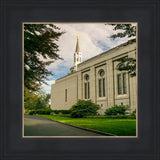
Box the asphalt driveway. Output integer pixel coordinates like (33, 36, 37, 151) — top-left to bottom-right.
(24, 115, 104, 136)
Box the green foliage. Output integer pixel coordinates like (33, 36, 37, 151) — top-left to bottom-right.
(24, 24, 64, 91)
(28, 108, 52, 115)
(70, 100, 100, 118)
(116, 57, 136, 77)
(109, 24, 136, 39)
(131, 109, 136, 117)
(51, 110, 71, 114)
(24, 108, 30, 115)
(105, 105, 129, 115)
(50, 112, 56, 116)
(24, 87, 51, 110)
(58, 112, 63, 116)
(107, 24, 137, 77)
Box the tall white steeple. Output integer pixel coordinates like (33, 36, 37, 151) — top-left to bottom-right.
(73, 35, 82, 71)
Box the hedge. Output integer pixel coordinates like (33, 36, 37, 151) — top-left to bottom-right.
(51, 110, 71, 114)
(28, 109, 71, 115)
(28, 109, 52, 115)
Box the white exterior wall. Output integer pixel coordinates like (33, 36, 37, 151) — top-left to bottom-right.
(51, 42, 137, 114)
(51, 74, 78, 110)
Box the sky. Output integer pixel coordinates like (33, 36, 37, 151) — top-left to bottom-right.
(41, 23, 135, 93)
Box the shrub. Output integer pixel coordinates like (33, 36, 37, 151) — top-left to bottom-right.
(24, 108, 30, 115)
(58, 112, 63, 116)
(105, 105, 129, 115)
(130, 109, 136, 118)
(50, 112, 56, 116)
(70, 100, 100, 118)
(131, 109, 136, 116)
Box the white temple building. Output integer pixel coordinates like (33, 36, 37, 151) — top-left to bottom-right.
(51, 36, 137, 114)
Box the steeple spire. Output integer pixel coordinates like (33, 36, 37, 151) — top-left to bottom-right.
(75, 34, 80, 52)
(73, 34, 82, 72)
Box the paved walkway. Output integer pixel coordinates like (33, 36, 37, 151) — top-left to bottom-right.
(24, 115, 104, 136)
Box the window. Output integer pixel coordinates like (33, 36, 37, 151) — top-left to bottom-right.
(88, 82, 90, 99)
(103, 78, 105, 96)
(85, 83, 87, 99)
(100, 70, 105, 76)
(84, 74, 90, 99)
(99, 79, 102, 97)
(84, 82, 90, 99)
(123, 73, 127, 94)
(65, 89, 67, 102)
(98, 69, 105, 97)
(117, 73, 127, 95)
(117, 74, 122, 94)
(85, 74, 89, 81)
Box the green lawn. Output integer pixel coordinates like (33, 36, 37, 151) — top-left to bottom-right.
(40, 115, 136, 136)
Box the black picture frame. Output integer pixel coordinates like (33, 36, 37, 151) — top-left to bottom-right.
(0, 0, 159, 160)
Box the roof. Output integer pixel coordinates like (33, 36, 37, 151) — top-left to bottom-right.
(78, 39, 136, 66)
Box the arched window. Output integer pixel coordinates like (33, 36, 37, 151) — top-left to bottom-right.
(98, 69, 105, 97)
(84, 74, 90, 99)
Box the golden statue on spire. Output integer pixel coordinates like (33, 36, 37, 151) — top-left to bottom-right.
(76, 34, 80, 52)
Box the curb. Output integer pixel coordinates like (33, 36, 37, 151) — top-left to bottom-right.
(39, 115, 117, 136)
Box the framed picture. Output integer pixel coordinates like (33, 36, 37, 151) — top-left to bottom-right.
(0, 0, 159, 160)
(23, 22, 137, 138)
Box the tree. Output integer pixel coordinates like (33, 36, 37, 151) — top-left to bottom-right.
(24, 87, 51, 110)
(110, 24, 136, 41)
(116, 56, 136, 77)
(107, 24, 137, 77)
(24, 24, 64, 91)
